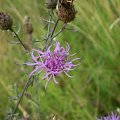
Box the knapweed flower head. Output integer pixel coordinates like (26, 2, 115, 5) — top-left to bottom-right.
(26, 42, 79, 88)
(97, 113, 120, 120)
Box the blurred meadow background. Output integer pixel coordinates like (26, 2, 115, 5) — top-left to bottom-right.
(0, 0, 120, 119)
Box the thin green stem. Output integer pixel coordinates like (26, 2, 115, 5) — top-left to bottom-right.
(10, 28, 28, 51)
(47, 10, 53, 37)
(44, 18, 59, 50)
(49, 18, 59, 40)
(11, 77, 32, 118)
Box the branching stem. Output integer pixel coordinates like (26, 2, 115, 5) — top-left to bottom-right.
(52, 23, 67, 40)
(11, 18, 60, 119)
(44, 18, 59, 50)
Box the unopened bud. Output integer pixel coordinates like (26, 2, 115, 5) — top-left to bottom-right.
(0, 12, 13, 30)
(24, 16, 33, 51)
(24, 16, 33, 34)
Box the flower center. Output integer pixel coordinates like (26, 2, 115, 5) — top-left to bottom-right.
(44, 53, 65, 72)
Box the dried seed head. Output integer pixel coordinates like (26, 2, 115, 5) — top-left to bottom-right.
(0, 12, 13, 30)
(45, 0, 58, 9)
(57, 2, 76, 23)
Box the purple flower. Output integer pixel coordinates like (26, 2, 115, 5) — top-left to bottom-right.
(97, 113, 120, 120)
(26, 42, 79, 88)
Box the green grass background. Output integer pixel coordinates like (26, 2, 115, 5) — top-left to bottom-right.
(0, 0, 120, 119)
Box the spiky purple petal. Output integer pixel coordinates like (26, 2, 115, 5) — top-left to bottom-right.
(97, 113, 120, 120)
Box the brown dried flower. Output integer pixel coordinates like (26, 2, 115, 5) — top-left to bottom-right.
(45, 0, 58, 9)
(57, 1, 76, 23)
(0, 12, 13, 30)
